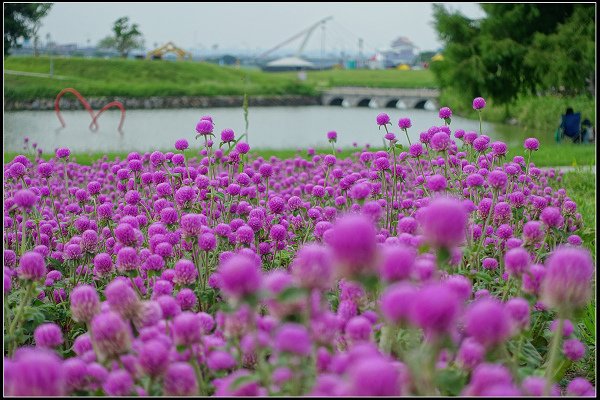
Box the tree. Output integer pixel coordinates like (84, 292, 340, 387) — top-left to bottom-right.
(4, 3, 53, 56)
(431, 4, 590, 107)
(98, 17, 144, 58)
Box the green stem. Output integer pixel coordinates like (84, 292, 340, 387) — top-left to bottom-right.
(544, 318, 563, 395)
(8, 281, 35, 355)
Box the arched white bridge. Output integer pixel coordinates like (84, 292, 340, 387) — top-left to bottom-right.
(322, 87, 440, 109)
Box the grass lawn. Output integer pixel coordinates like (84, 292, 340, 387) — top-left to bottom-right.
(4, 57, 435, 101)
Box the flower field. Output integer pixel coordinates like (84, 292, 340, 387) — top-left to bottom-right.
(3, 101, 596, 396)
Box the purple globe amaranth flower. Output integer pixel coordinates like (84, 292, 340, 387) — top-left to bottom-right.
(70, 284, 100, 323)
(164, 362, 198, 396)
(563, 339, 586, 361)
(56, 147, 71, 159)
(409, 283, 460, 336)
(521, 376, 560, 397)
(378, 245, 415, 282)
(105, 278, 141, 320)
(524, 137, 540, 151)
(566, 378, 595, 396)
(346, 357, 402, 396)
(439, 107, 452, 119)
(221, 128, 235, 142)
(18, 251, 46, 281)
(174, 138, 189, 151)
(542, 246, 594, 314)
(327, 130, 338, 141)
(465, 298, 511, 347)
(103, 370, 133, 396)
(457, 337, 485, 370)
(504, 247, 531, 277)
(488, 170, 508, 190)
(34, 323, 64, 348)
(472, 97, 486, 110)
(380, 283, 417, 324)
(550, 318, 574, 337)
(418, 196, 467, 249)
(505, 297, 530, 331)
(327, 213, 378, 279)
(172, 311, 203, 346)
(275, 323, 311, 356)
(138, 339, 170, 378)
(540, 206, 564, 228)
(213, 369, 264, 396)
(91, 311, 132, 361)
(430, 131, 450, 152)
(14, 189, 37, 210)
(522, 221, 544, 244)
(290, 244, 334, 290)
(217, 253, 262, 300)
(462, 363, 513, 396)
(5, 348, 66, 396)
(426, 174, 447, 192)
(398, 117, 412, 129)
(195, 119, 214, 135)
(376, 113, 391, 126)
(173, 259, 198, 285)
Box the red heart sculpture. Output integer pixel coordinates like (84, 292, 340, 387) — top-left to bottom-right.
(54, 88, 126, 132)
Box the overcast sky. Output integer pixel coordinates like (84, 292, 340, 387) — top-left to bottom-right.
(37, 2, 485, 54)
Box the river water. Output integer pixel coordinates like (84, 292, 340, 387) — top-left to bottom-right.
(4, 106, 531, 153)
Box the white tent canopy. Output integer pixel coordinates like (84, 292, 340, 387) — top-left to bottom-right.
(265, 56, 316, 68)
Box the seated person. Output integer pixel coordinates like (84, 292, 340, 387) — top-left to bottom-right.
(560, 107, 582, 142)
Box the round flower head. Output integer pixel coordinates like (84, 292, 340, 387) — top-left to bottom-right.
(195, 119, 214, 135)
(213, 369, 263, 396)
(18, 251, 46, 281)
(521, 376, 560, 397)
(540, 206, 564, 228)
(457, 337, 485, 370)
(290, 244, 334, 290)
(275, 323, 311, 356)
(103, 370, 133, 396)
(439, 107, 452, 119)
(504, 247, 530, 277)
(173, 259, 198, 285)
(524, 138, 540, 151)
(542, 246, 594, 314)
(70, 284, 101, 323)
(14, 189, 37, 210)
(174, 138, 189, 151)
(430, 131, 450, 152)
(327, 214, 378, 279)
(172, 311, 202, 346)
(550, 318, 574, 337)
(410, 283, 460, 336)
(327, 130, 338, 141)
(346, 357, 401, 396)
(217, 253, 262, 300)
(378, 245, 415, 282)
(164, 362, 198, 396)
(34, 323, 64, 348)
(505, 297, 530, 331)
(472, 97, 486, 110)
(5, 348, 66, 396)
(566, 378, 594, 396)
(56, 147, 71, 159)
(376, 113, 390, 126)
(104, 279, 141, 320)
(563, 339, 586, 361)
(380, 283, 417, 324)
(398, 117, 412, 129)
(462, 363, 513, 396)
(138, 339, 170, 378)
(91, 311, 132, 360)
(465, 299, 511, 347)
(418, 196, 467, 248)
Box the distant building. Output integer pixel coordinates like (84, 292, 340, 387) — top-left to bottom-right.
(369, 36, 418, 69)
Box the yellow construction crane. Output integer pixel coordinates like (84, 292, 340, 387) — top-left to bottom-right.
(146, 42, 192, 61)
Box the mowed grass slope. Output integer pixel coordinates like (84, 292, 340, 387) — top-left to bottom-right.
(4, 57, 315, 100)
(4, 57, 436, 101)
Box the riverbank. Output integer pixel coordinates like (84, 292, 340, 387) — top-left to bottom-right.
(5, 95, 320, 111)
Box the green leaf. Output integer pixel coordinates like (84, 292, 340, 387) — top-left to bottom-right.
(230, 373, 259, 390)
(277, 287, 307, 303)
(395, 143, 404, 150)
(435, 368, 467, 396)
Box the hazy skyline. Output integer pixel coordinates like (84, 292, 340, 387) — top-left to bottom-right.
(36, 2, 485, 54)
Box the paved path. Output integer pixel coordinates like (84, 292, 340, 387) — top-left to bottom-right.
(4, 69, 67, 80)
(542, 166, 596, 174)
